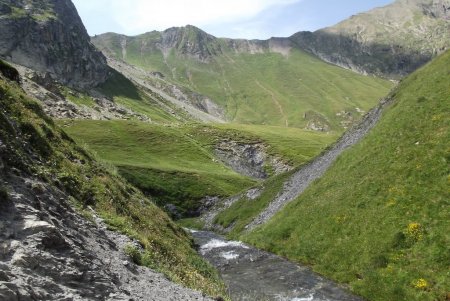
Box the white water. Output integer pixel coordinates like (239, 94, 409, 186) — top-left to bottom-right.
(200, 239, 249, 254)
(220, 251, 240, 260)
(291, 294, 314, 301)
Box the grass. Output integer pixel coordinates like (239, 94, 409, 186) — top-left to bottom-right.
(61, 87, 96, 108)
(93, 31, 393, 130)
(59, 119, 336, 217)
(58, 120, 257, 216)
(214, 170, 295, 237)
(0, 68, 229, 300)
(4, 2, 57, 22)
(213, 123, 339, 165)
(241, 50, 450, 301)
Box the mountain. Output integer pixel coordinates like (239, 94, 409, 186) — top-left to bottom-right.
(0, 0, 109, 89)
(92, 26, 392, 131)
(291, 0, 450, 78)
(240, 49, 450, 301)
(0, 60, 227, 299)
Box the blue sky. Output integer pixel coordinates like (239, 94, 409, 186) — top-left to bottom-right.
(72, 0, 394, 39)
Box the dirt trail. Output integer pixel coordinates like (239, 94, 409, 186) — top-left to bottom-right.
(255, 80, 289, 127)
(245, 97, 393, 231)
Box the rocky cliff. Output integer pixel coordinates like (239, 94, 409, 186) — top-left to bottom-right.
(290, 0, 450, 77)
(0, 0, 110, 89)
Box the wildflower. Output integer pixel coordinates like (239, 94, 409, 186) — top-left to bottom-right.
(406, 222, 423, 241)
(412, 278, 428, 290)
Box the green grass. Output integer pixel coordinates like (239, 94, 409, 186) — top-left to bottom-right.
(213, 123, 339, 165)
(59, 120, 257, 215)
(93, 32, 393, 130)
(0, 69, 229, 299)
(241, 50, 450, 301)
(61, 87, 96, 108)
(177, 217, 205, 230)
(214, 170, 295, 236)
(59, 120, 336, 217)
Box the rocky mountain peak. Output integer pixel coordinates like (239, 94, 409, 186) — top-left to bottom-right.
(159, 25, 223, 61)
(0, 0, 110, 89)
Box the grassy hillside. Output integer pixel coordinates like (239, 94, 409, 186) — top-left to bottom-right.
(93, 30, 392, 130)
(241, 50, 450, 300)
(61, 120, 336, 216)
(0, 62, 228, 299)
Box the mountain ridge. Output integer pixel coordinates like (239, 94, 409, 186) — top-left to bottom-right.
(93, 26, 391, 131)
(94, 0, 450, 78)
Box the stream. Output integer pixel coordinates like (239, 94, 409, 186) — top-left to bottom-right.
(191, 230, 363, 301)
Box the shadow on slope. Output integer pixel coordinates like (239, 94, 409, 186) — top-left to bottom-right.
(290, 31, 434, 78)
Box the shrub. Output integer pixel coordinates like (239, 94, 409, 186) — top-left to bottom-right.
(124, 244, 142, 265)
(0, 60, 20, 83)
(0, 186, 8, 201)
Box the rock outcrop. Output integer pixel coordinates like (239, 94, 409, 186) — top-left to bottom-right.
(214, 141, 292, 179)
(0, 173, 212, 301)
(0, 0, 110, 89)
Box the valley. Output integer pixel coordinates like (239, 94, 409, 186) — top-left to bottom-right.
(0, 0, 449, 300)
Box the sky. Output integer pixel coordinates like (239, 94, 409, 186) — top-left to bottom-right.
(72, 0, 394, 39)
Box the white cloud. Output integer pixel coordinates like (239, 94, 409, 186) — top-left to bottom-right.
(74, 0, 301, 35)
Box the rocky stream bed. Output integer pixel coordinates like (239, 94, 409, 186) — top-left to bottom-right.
(192, 230, 363, 301)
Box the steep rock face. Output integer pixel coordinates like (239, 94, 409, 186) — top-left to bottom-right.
(290, 0, 450, 77)
(0, 0, 109, 89)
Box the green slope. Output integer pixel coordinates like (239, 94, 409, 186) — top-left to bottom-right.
(93, 29, 393, 130)
(60, 120, 336, 216)
(241, 50, 450, 300)
(0, 61, 228, 299)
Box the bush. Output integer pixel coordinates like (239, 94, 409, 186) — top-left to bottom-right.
(0, 59, 20, 83)
(0, 186, 8, 201)
(124, 244, 142, 265)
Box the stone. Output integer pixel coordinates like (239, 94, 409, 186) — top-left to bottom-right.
(0, 0, 110, 89)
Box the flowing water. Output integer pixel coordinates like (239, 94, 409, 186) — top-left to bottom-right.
(191, 230, 364, 301)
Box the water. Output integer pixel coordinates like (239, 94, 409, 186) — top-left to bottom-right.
(191, 230, 364, 301)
